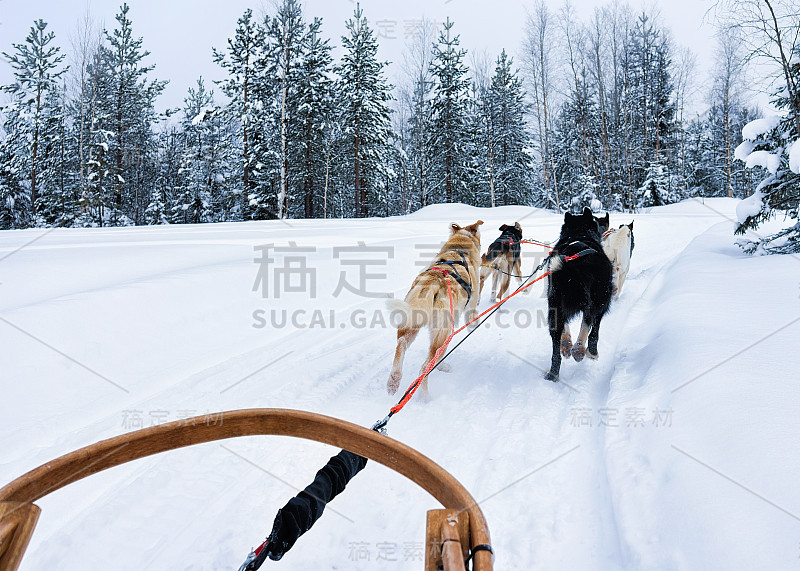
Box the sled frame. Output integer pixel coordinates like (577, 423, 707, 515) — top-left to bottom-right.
(0, 409, 491, 570)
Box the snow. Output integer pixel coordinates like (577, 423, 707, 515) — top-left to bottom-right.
(733, 139, 755, 162)
(191, 109, 207, 126)
(1, 198, 798, 570)
(745, 150, 781, 174)
(736, 190, 763, 223)
(741, 115, 781, 140)
(788, 139, 800, 174)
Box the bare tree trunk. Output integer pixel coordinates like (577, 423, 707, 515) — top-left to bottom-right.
(70, 13, 96, 199)
(354, 114, 361, 217)
(279, 14, 290, 220)
(324, 139, 330, 219)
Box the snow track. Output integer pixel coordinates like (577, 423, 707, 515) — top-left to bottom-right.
(2, 199, 799, 570)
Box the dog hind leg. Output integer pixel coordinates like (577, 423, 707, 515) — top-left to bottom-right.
(617, 267, 628, 295)
(587, 315, 602, 359)
(497, 265, 511, 300)
(388, 327, 419, 394)
(490, 267, 500, 301)
(560, 327, 573, 357)
(546, 306, 566, 381)
(479, 264, 490, 296)
(572, 317, 591, 362)
(419, 324, 451, 398)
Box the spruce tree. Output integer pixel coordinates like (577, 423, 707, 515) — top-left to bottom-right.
(335, 3, 393, 218)
(213, 9, 267, 220)
(292, 18, 334, 218)
(487, 50, 532, 206)
(735, 51, 800, 254)
(97, 3, 166, 225)
(1, 19, 67, 224)
(266, 0, 306, 220)
(37, 82, 79, 226)
(430, 18, 471, 204)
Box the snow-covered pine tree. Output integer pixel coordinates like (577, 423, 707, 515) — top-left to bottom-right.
(551, 74, 601, 208)
(626, 12, 679, 198)
(429, 18, 471, 205)
(1, 19, 67, 225)
(0, 141, 29, 229)
(487, 50, 533, 206)
(291, 17, 334, 219)
(637, 162, 680, 207)
(213, 9, 267, 220)
(36, 81, 80, 226)
(734, 50, 800, 253)
(73, 41, 110, 227)
(570, 171, 601, 210)
(265, 0, 306, 220)
(173, 78, 224, 223)
(97, 3, 166, 225)
(335, 3, 393, 218)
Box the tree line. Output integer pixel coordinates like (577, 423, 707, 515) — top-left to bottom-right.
(0, 0, 797, 246)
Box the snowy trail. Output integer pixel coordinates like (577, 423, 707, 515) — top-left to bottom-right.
(2, 199, 799, 570)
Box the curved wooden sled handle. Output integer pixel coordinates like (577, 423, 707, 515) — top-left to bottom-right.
(0, 408, 491, 571)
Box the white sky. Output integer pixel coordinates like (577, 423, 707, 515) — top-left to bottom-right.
(0, 0, 722, 115)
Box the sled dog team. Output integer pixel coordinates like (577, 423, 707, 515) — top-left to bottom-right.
(388, 208, 635, 397)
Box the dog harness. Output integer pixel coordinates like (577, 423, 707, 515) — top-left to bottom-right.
(491, 234, 521, 263)
(557, 240, 601, 261)
(428, 251, 473, 307)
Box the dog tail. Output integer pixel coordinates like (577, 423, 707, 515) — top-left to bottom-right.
(387, 299, 426, 329)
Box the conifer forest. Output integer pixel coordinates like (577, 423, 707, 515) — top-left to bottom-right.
(1, 1, 798, 251)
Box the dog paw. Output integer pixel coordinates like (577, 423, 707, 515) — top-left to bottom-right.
(587, 348, 599, 360)
(387, 371, 402, 395)
(544, 371, 559, 382)
(436, 362, 451, 373)
(560, 339, 573, 358)
(572, 343, 586, 362)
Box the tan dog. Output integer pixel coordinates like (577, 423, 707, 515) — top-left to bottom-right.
(601, 221, 635, 297)
(387, 220, 483, 397)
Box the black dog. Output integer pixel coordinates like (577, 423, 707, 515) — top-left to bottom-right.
(544, 207, 613, 381)
(480, 222, 523, 302)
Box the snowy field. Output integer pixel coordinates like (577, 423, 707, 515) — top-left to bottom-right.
(1, 198, 799, 570)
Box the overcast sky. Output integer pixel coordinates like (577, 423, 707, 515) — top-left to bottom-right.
(0, 0, 721, 115)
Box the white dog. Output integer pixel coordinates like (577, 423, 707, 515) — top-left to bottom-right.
(602, 222, 634, 297)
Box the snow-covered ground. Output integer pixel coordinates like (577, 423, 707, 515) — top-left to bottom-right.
(1, 198, 799, 570)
